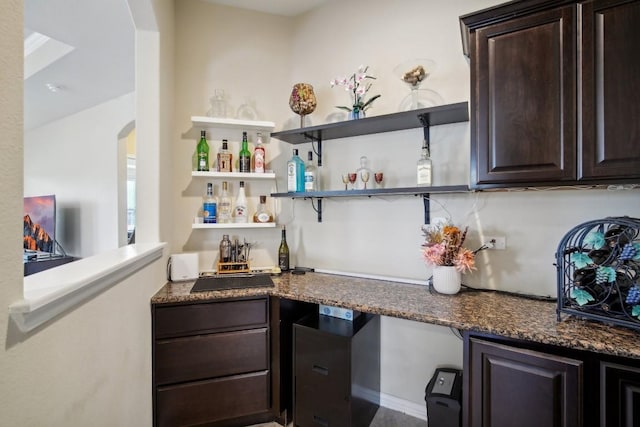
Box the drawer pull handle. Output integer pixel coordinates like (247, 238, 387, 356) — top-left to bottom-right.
(313, 415, 329, 426)
(312, 364, 329, 376)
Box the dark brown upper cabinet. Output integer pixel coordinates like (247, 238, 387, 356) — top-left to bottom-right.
(461, 0, 640, 189)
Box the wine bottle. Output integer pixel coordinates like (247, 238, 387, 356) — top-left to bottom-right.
(252, 132, 266, 173)
(234, 181, 248, 223)
(203, 182, 217, 223)
(218, 181, 232, 223)
(287, 149, 305, 192)
(217, 139, 232, 172)
(253, 195, 274, 223)
(196, 130, 209, 171)
(417, 140, 432, 186)
(239, 131, 251, 173)
(304, 151, 317, 191)
(278, 225, 290, 271)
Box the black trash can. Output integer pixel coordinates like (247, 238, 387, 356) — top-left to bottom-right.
(425, 368, 462, 427)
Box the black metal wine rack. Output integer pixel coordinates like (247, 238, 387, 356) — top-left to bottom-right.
(556, 216, 640, 330)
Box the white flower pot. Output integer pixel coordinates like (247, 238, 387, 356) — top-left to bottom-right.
(432, 265, 461, 295)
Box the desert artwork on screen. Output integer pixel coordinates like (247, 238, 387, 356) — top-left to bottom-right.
(23, 195, 56, 253)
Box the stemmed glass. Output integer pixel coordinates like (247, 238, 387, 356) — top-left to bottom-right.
(361, 171, 370, 189)
(341, 174, 349, 190)
(348, 173, 357, 190)
(374, 172, 384, 188)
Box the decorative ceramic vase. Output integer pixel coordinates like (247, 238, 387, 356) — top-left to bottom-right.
(289, 83, 317, 128)
(432, 265, 461, 295)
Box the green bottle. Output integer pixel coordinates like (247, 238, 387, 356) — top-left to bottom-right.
(196, 130, 209, 171)
(239, 131, 251, 173)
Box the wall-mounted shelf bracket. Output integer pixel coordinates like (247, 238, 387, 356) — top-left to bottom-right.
(309, 198, 323, 222)
(304, 131, 322, 166)
(423, 194, 431, 224)
(418, 113, 431, 153)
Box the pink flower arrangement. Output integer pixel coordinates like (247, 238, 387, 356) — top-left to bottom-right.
(421, 224, 476, 273)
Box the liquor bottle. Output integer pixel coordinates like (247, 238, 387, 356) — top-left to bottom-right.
(278, 225, 290, 271)
(234, 181, 248, 223)
(219, 234, 231, 263)
(417, 140, 432, 186)
(196, 130, 209, 171)
(218, 181, 232, 223)
(304, 151, 318, 191)
(239, 131, 251, 173)
(203, 182, 217, 223)
(217, 139, 232, 172)
(287, 149, 305, 192)
(252, 132, 266, 173)
(253, 195, 274, 223)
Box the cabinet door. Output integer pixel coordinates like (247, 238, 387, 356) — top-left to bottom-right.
(580, 0, 640, 180)
(465, 337, 582, 427)
(471, 6, 576, 186)
(600, 361, 640, 427)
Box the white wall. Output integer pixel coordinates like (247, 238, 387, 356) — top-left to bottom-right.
(0, 1, 173, 425)
(173, 0, 640, 411)
(24, 93, 135, 258)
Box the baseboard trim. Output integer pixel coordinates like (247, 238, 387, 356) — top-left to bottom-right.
(379, 392, 428, 421)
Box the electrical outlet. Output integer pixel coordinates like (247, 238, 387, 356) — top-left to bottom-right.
(484, 236, 506, 250)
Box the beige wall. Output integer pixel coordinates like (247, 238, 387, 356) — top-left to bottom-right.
(0, 1, 173, 425)
(172, 0, 640, 407)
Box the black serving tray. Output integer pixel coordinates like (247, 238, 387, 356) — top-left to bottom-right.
(190, 274, 274, 293)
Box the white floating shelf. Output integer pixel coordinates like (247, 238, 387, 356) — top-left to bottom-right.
(192, 222, 277, 230)
(191, 171, 276, 180)
(191, 116, 275, 132)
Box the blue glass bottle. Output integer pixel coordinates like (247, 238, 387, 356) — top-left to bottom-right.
(287, 149, 305, 192)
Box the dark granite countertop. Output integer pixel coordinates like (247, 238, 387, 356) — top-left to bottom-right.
(151, 271, 640, 360)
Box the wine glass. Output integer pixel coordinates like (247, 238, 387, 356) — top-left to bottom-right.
(374, 172, 384, 188)
(361, 171, 370, 189)
(348, 173, 357, 190)
(289, 83, 317, 128)
(341, 174, 349, 190)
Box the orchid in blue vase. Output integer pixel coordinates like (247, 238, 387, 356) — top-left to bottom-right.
(330, 65, 381, 119)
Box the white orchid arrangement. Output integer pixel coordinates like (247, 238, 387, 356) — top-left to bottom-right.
(330, 65, 381, 113)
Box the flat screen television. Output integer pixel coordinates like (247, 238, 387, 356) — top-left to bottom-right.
(24, 194, 56, 254)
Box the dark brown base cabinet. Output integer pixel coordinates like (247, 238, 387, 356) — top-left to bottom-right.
(463, 332, 640, 427)
(152, 296, 276, 427)
(293, 314, 380, 427)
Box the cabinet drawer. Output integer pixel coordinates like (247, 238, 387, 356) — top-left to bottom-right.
(294, 326, 349, 389)
(295, 384, 349, 427)
(155, 328, 268, 385)
(156, 370, 269, 427)
(155, 297, 268, 338)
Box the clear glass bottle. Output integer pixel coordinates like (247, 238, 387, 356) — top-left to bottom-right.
(304, 151, 318, 191)
(253, 195, 274, 223)
(252, 132, 266, 173)
(278, 225, 290, 271)
(417, 140, 432, 186)
(239, 131, 251, 173)
(217, 139, 232, 172)
(355, 156, 371, 190)
(196, 130, 209, 171)
(218, 181, 232, 223)
(287, 149, 305, 192)
(203, 182, 217, 223)
(234, 181, 248, 223)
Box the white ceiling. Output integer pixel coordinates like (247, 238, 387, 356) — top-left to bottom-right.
(23, 0, 327, 131)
